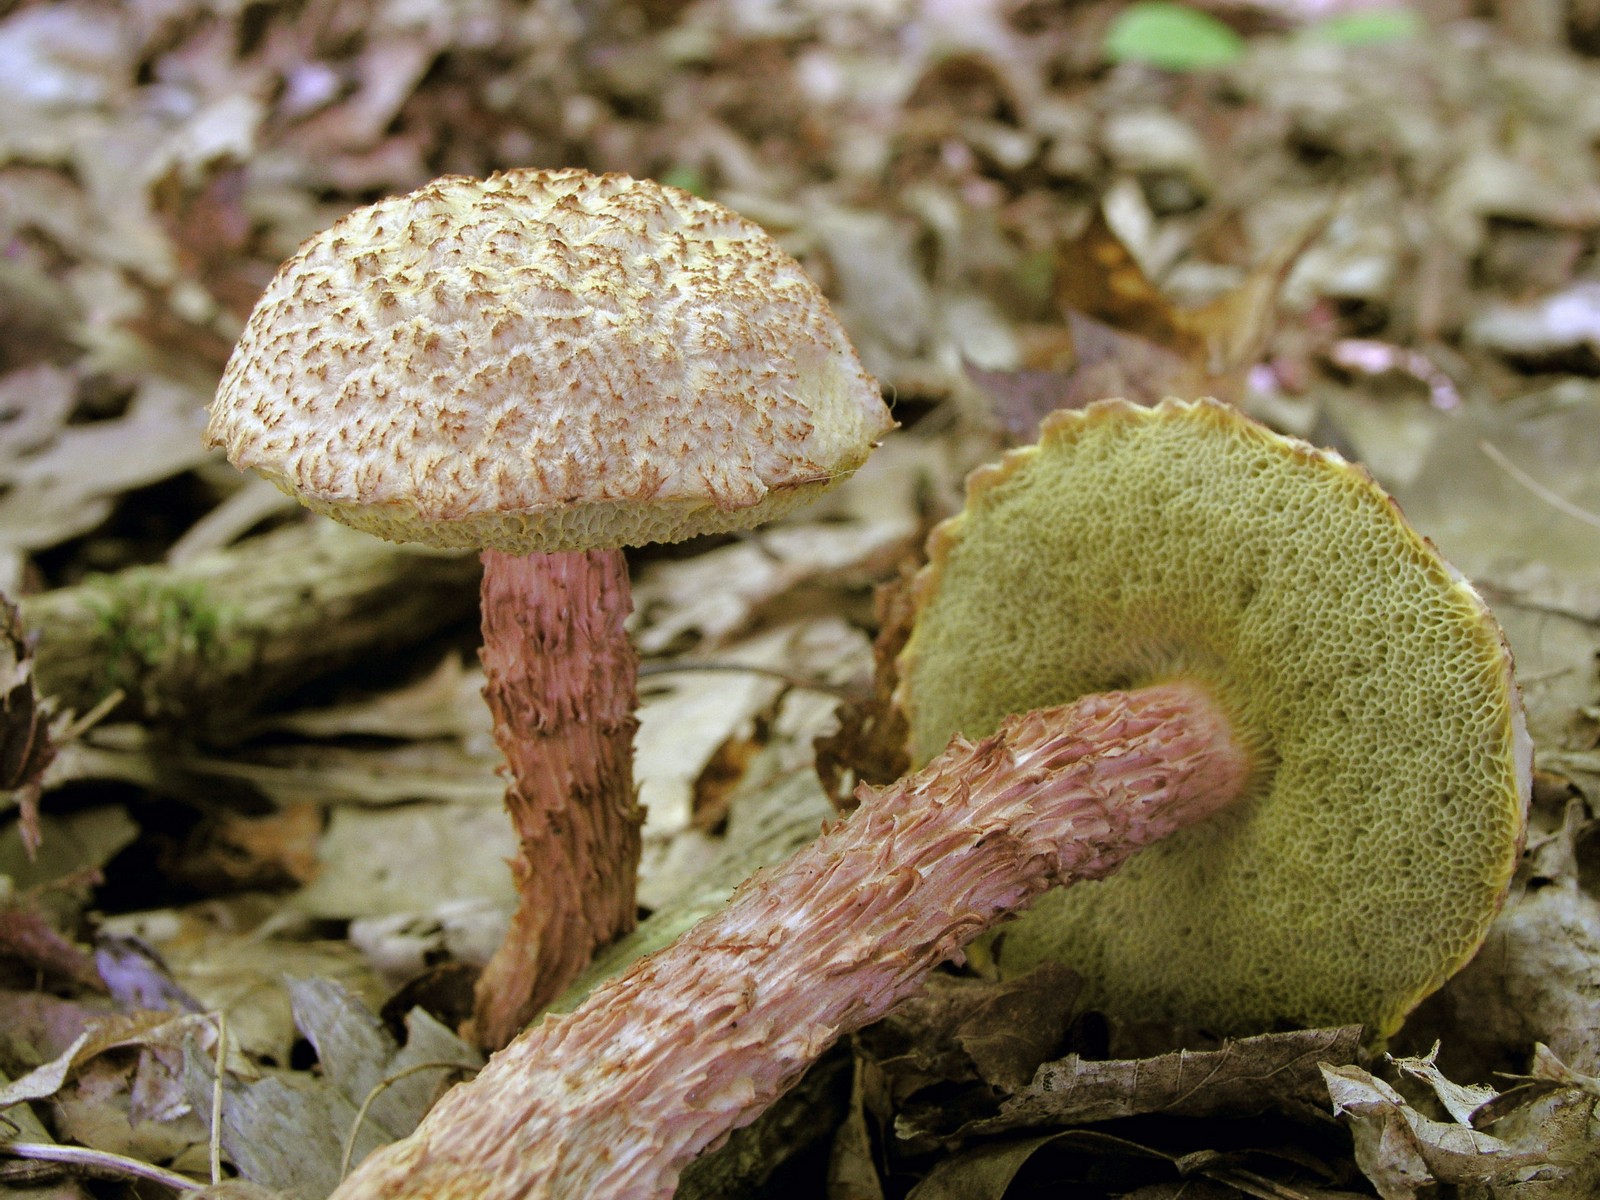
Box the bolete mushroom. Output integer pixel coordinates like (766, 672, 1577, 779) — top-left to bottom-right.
(330, 681, 1251, 1200)
(205, 168, 894, 1047)
(897, 397, 1530, 1037)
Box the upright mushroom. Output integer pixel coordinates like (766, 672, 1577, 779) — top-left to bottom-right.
(897, 397, 1530, 1037)
(206, 168, 894, 1047)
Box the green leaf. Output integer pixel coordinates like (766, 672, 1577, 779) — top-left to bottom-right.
(1104, 2, 1246, 71)
(658, 164, 708, 196)
(1303, 8, 1423, 45)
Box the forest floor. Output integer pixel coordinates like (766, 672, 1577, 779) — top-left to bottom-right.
(3, 0, 1600, 1197)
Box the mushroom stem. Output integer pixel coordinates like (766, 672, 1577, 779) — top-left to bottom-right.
(332, 679, 1250, 1200)
(473, 547, 643, 1050)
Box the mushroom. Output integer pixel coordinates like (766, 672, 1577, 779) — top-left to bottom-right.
(896, 397, 1530, 1037)
(205, 168, 894, 1047)
(330, 680, 1252, 1200)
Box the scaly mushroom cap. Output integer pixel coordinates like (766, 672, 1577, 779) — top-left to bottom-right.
(897, 398, 1530, 1037)
(206, 168, 893, 552)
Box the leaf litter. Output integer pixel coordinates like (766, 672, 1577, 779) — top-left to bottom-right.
(1, 0, 1600, 1196)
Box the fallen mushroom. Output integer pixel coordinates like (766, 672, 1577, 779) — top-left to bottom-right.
(205, 168, 894, 1047)
(330, 680, 1252, 1200)
(897, 397, 1531, 1037)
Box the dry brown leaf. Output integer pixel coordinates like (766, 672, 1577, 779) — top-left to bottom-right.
(972, 200, 1327, 439)
(288, 804, 516, 923)
(349, 901, 508, 989)
(814, 567, 917, 811)
(906, 1131, 1108, 1200)
(0, 376, 213, 554)
(0, 364, 75, 464)
(1370, 389, 1600, 740)
(1390, 1046, 1497, 1125)
(52, 733, 504, 812)
(811, 206, 936, 375)
(857, 966, 1081, 1114)
(182, 979, 478, 1199)
(93, 935, 203, 1015)
(631, 513, 916, 656)
(0, 808, 137, 906)
(1322, 1062, 1561, 1198)
(1054, 206, 1185, 349)
(258, 654, 482, 743)
(954, 984, 1083, 1097)
(0, 1009, 237, 1121)
(193, 803, 323, 892)
(1, 593, 57, 854)
(961, 1026, 1363, 1139)
(0, 904, 100, 992)
(905, 1128, 1358, 1200)
(101, 901, 384, 1068)
(969, 312, 1198, 442)
(1410, 800, 1600, 1079)
(826, 1059, 889, 1200)
(1467, 281, 1600, 370)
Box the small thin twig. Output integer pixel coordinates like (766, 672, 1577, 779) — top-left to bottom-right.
(637, 661, 860, 699)
(0, 1141, 201, 1193)
(1202, 1165, 1322, 1200)
(339, 1061, 479, 1181)
(1479, 440, 1600, 532)
(210, 1011, 227, 1185)
(55, 687, 126, 742)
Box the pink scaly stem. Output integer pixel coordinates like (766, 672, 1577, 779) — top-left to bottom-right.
(335, 679, 1251, 1199)
(471, 548, 643, 1050)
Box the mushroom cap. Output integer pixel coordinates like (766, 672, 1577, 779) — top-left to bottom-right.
(206, 169, 893, 552)
(896, 398, 1530, 1037)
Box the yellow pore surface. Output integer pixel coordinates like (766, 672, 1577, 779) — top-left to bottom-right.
(207, 169, 893, 553)
(899, 398, 1529, 1037)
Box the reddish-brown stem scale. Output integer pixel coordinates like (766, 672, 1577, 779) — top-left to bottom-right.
(334, 680, 1250, 1200)
(471, 548, 643, 1050)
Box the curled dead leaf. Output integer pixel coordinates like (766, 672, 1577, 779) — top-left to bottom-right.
(1, 592, 58, 856)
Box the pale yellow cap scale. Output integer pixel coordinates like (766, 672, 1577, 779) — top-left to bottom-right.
(898, 398, 1531, 1037)
(205, 168, 893, 551)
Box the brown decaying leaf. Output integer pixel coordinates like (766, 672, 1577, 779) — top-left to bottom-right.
(1064, 203, 1327, 370)
(1466, 280, 1600, 371)
(1323, 1046, 1600, 1198)
(0, 1007, 236, 1141)
(0, 902, 100, 991)
(856, 965, 1082, 1107)
(969, 311, 1197, 442)
(92, 934, 203, 1015)
(0, 377, 215, 555)
(826, 1058, 889, 1200)
(855, 971, 1366, 1195)
(3, 1, 1600, 1196)
(1401, 796, 1600, 1081)
(906, 1127, 1365, 1200)
(951, 1026, 1364, 1141)
(814, 566, 917, 810)
(954, 967, 1085, 1096)
(182, 978, 479, 1199)
(1, 593, 58, 855)
(1054, 207, 1196, 353)
(184, 1184, 293, 1200)
(889, 1024, 1363, 1145)
(971, 203, 1328, 442)
(202, 802, 323, 890)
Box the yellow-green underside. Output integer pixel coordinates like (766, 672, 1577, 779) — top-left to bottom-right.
(265, 472, 850, 554)
(900, 400, 1526, 1036)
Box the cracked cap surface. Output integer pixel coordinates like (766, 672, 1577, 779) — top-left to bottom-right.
(207, 168, 893, 551)
(897, 397, 1530, 1037)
